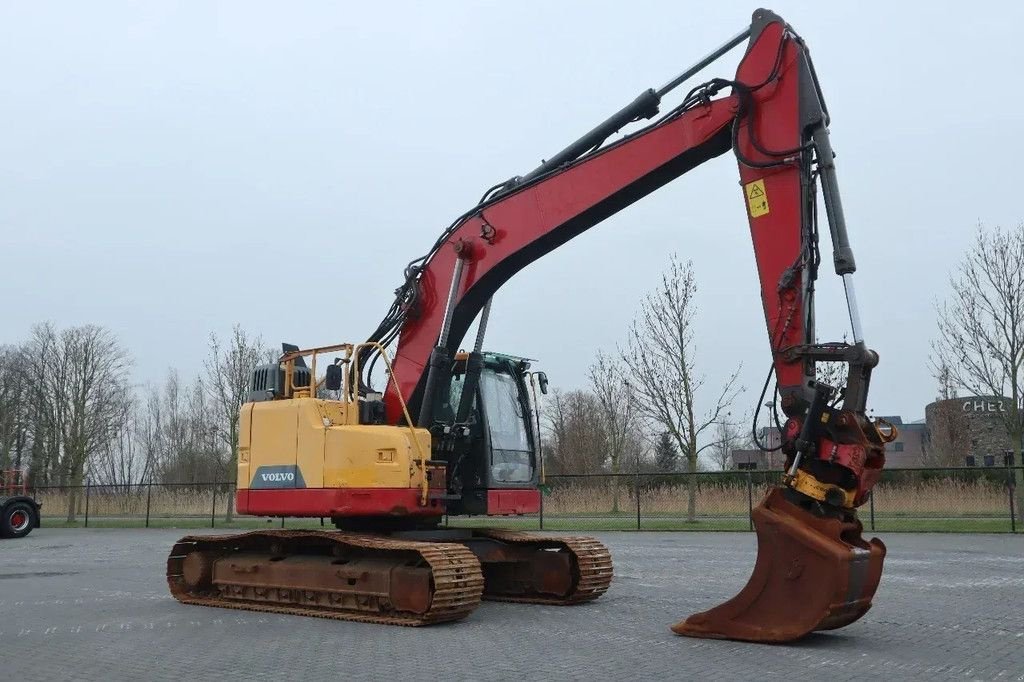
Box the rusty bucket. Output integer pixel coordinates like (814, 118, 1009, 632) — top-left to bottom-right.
(672, 486, 885, 643)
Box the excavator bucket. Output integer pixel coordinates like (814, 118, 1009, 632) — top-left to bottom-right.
(672, 487, 885, 643)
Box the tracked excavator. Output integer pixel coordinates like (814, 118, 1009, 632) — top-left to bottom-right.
(167, 8, 895, 642)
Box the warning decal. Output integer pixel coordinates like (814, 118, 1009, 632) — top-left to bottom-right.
(745, 178, 770, 218)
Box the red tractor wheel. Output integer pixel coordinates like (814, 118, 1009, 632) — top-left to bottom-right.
(1, 500, 37, 539)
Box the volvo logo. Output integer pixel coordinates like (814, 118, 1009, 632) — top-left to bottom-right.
(251, 465, 306, 489)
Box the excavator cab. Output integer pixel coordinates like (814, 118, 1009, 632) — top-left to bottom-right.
(432, 352, 542, 516)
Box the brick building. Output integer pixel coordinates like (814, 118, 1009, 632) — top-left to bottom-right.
(923, 396, 1016, 467)
(880, 417, 928, 468)
(730, 427, 783, 470)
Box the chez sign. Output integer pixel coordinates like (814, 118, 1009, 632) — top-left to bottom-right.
(962, 399, 1006, 413)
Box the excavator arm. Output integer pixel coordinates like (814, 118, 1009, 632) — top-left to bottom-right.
(369, 9, 887, 503)
(361, 8, 893, 642)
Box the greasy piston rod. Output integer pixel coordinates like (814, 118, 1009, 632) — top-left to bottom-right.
(515, 27, 752, 187)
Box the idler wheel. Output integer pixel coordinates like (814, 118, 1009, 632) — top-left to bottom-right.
(182, 552, 215, 590)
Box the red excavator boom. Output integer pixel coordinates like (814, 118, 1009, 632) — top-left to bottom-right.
(375, 12, 843, 424)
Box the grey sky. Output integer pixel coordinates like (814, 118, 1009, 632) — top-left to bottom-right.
(2, 1, 1020, 422)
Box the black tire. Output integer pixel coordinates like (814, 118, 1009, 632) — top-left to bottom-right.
(1, 500, 36, 539)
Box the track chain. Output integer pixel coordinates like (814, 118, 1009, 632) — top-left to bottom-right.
(166, 529, 484, 626)
(473, 529, 614, 604)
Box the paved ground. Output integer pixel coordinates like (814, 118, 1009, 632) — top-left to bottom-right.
(0, 530, 1021, 681)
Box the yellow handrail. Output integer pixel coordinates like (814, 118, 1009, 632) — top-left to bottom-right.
(279, 343, 354, 398)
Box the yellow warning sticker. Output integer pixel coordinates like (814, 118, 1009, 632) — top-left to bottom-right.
(745, 178, 770, 218)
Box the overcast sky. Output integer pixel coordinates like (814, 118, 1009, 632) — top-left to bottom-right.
(2, 1, 1021, 422)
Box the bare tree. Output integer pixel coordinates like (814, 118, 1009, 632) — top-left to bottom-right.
(93, 405, 151, 512)
(588, 351, 638, 512)
(205, 325, 274, 520)
(932, 222, 1024, 511)
(20, 329, 61, 484)
(923, 358, 970, 465)
(22, 324, 132, 521)
(0, 345, 32, 471)
(621, 255, 743, 521)
(155, 371, 189, 482)
(544, 388, 608, 474)
(94, 409, 136, 489)
(134, 383, 166, 483)
(708, 417, 748, 471)
(155, 370, 223, 485)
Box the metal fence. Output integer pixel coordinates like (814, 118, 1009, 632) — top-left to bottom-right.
(25, 466, 1022, 533)
(520, 466, 1022, 534)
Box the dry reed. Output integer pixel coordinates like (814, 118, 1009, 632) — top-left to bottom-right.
(32, 477, 1010, 519)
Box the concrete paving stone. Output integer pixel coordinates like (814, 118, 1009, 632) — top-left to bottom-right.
(0, 529, 1021, 680)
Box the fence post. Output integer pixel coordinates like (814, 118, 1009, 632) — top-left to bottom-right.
(635, 475, 641, 531)
(145, 481, 153, 528)
(84, 478, 91, 528)
(1008, 464, 1016, 534)
(869, 490, 875, 532)
(746, 472, 753, 531)
(633, 456, 641, 531)
(210, 486, 216, 529)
